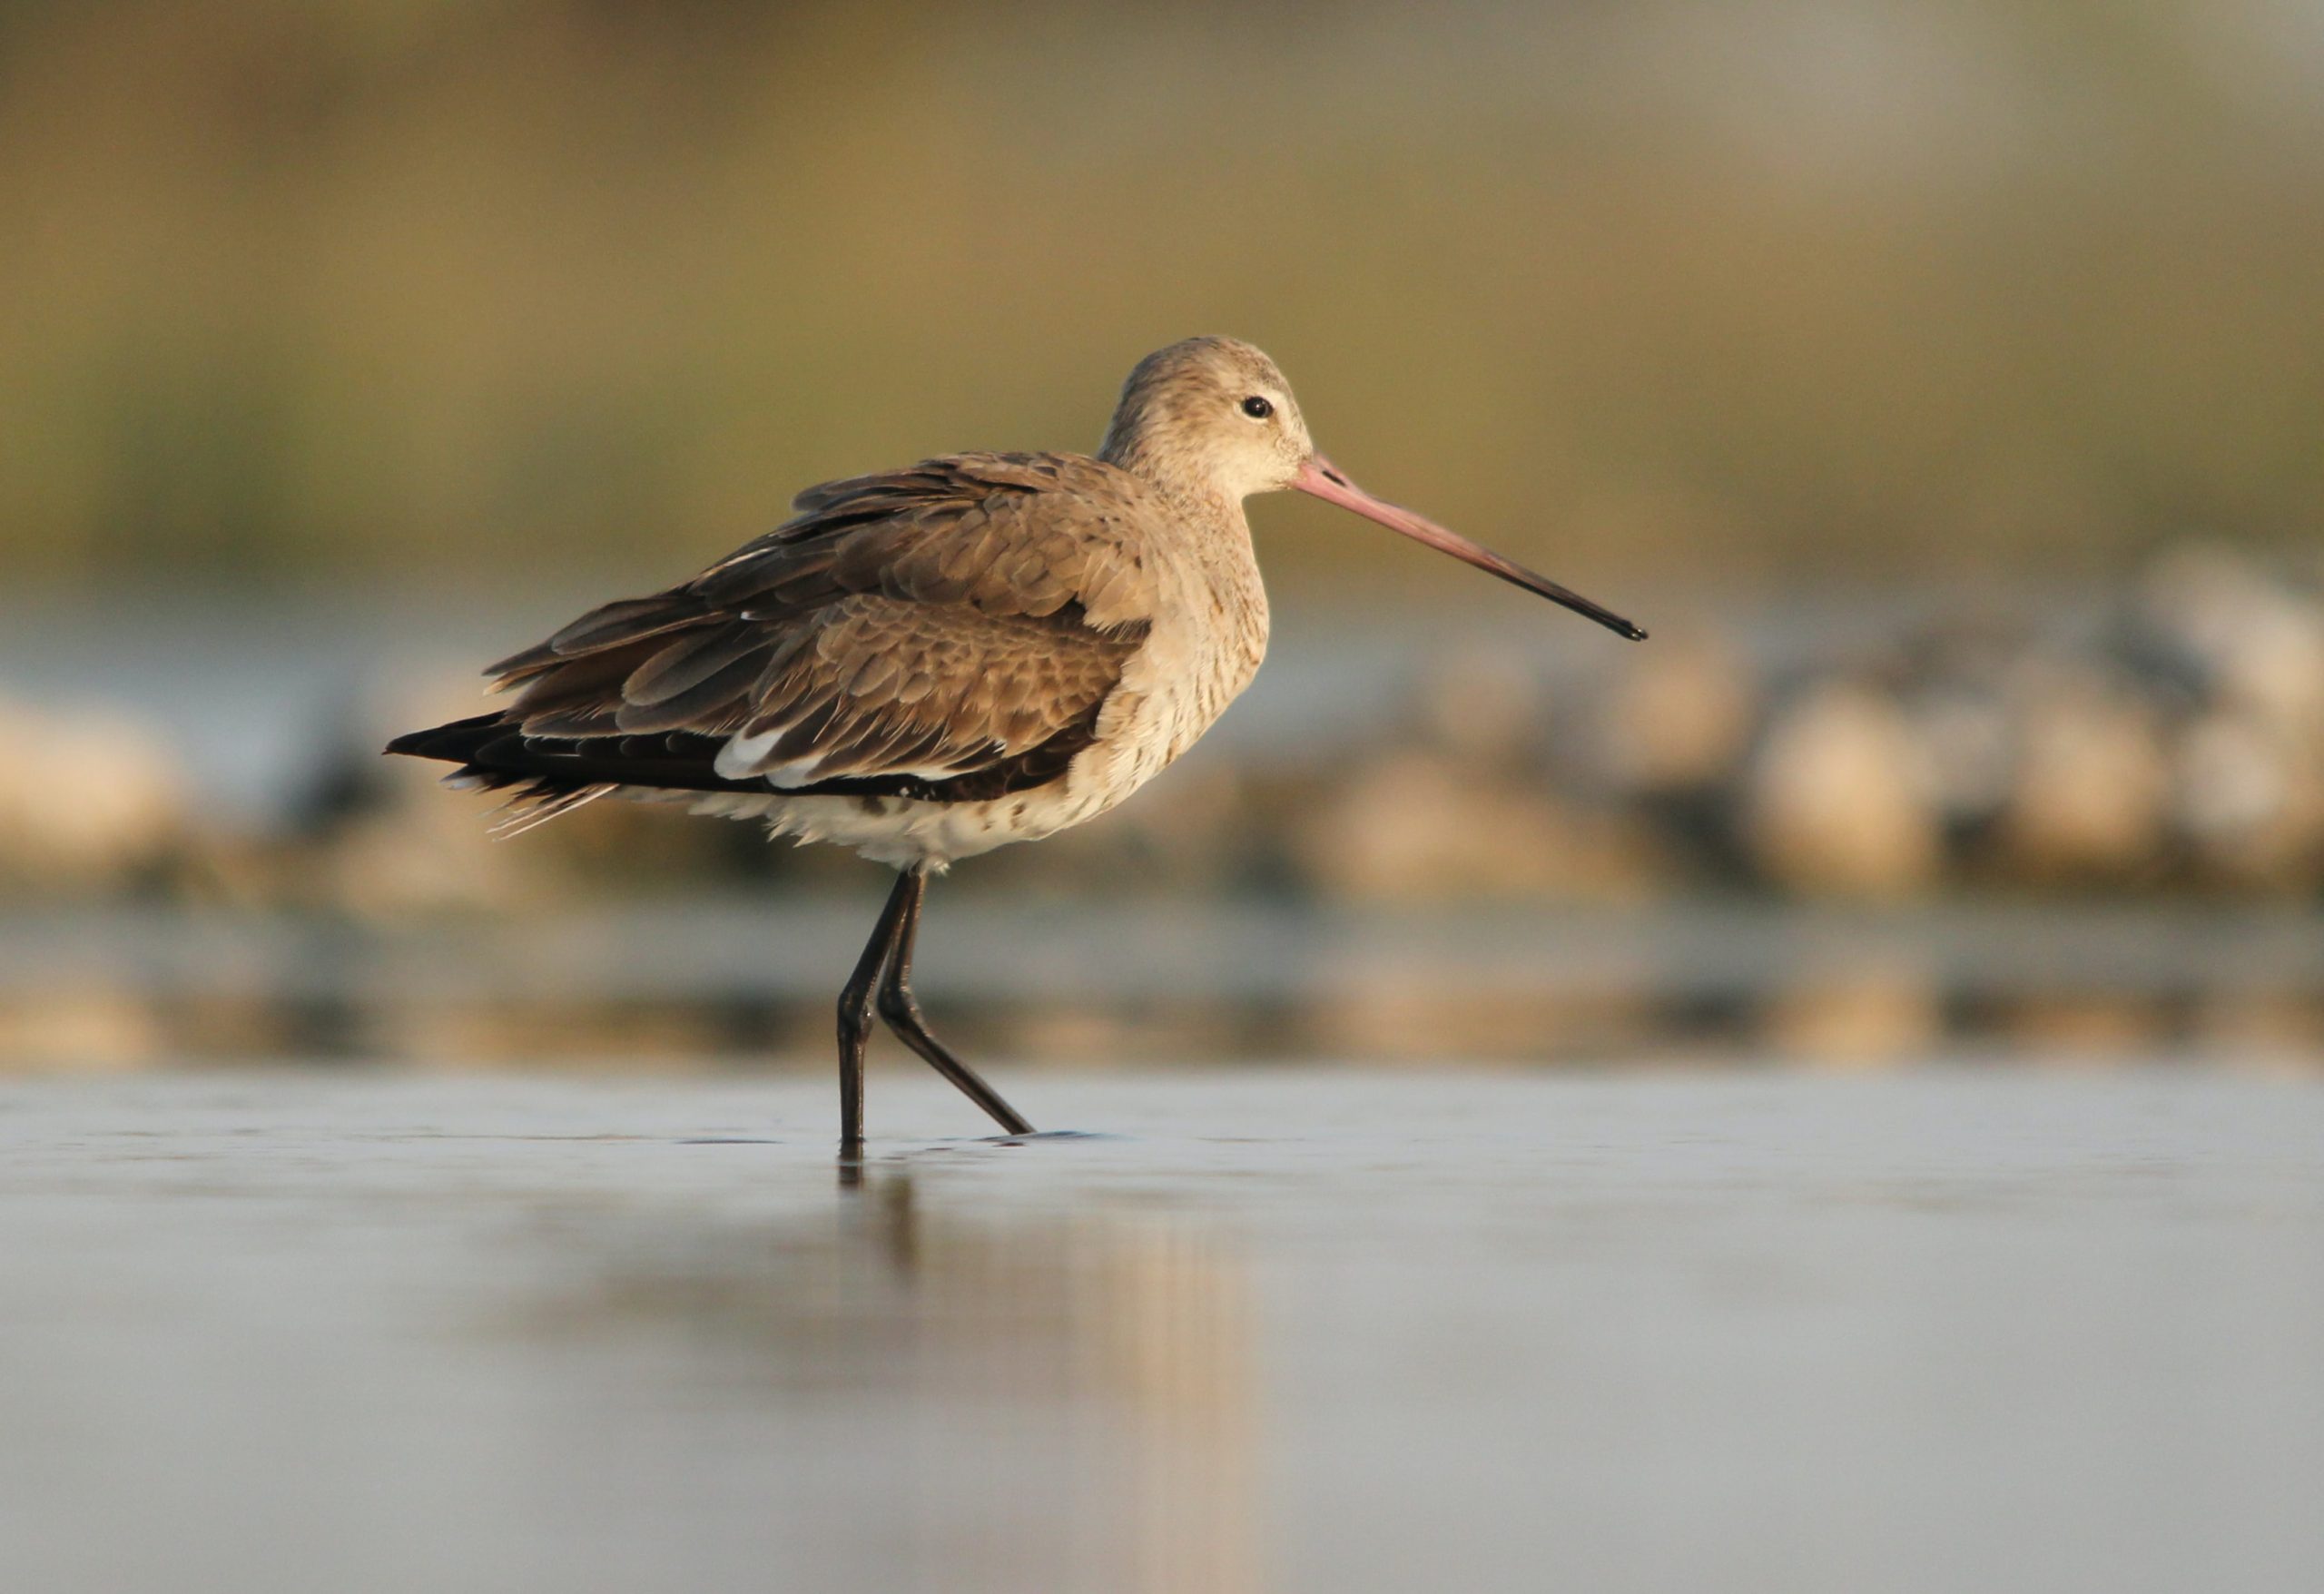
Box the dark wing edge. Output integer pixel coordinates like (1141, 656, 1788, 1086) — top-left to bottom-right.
(385, 698, 1109, 817)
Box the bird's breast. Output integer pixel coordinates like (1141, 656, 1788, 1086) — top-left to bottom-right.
(1100, 533, 1271, 784)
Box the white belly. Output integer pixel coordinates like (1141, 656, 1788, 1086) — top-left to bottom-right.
(686, 779, 1124, 871)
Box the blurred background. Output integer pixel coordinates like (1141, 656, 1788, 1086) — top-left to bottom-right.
(4, 0, 2321, 1071)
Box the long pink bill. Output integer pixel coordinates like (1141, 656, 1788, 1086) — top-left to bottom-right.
(1294, 456, 1646, 641)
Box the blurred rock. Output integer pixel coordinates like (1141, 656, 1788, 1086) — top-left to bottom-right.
(1296, 751, 1665, 901)
(2171, 711, 2324, 889)
(1742, 682, 1941, 898)
(2136, 545, 2324, 733)
(1414, 646, 1550, 771)
(0, 697, 192, 893)
(1994, 664, 2170, 883)
(1595, 626, 1757, 796)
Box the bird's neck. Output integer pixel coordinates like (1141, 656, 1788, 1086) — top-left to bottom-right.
(1098, 428, 1243, 521)
(1130, 482, 1252, 556)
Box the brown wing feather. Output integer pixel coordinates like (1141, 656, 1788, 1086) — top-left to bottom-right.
(470, 452, 1157, 798)
(715, 595, 1135, 784)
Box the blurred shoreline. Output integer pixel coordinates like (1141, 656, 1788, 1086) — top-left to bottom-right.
(6, 546, 2320, 1074)
(6, 544, 2321, 898)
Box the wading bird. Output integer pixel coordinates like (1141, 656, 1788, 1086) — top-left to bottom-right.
(389, 338, 1644, 1153)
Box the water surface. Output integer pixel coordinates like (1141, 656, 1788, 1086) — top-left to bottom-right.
(3, 1068, 2319, 1593)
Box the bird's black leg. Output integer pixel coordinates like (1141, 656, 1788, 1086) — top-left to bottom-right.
(875, 869, 1036, 1136)
(836, 870, 919, 1157)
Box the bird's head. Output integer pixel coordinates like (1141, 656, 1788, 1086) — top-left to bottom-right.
(1099, 335, 1314, 501)
(1100, 336, 1646, 642)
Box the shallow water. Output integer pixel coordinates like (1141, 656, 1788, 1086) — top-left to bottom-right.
(3, 1068, 2319, 1593)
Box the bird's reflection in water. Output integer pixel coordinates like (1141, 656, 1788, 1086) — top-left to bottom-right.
(529, 1159, 1266, 1593)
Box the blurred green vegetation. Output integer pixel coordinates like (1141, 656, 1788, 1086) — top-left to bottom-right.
(2, 0, 2319, 590)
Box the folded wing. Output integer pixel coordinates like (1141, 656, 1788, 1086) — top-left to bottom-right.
(410, 453, 1156, 806)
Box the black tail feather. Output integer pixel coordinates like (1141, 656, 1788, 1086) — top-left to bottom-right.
(383, 713, 507, 765)
(388, 713, 757, 797)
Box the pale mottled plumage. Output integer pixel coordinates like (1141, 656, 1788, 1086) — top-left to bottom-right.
(389, 337, 1640, 1149)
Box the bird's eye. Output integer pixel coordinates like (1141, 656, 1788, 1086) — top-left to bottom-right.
(1240, 395, 1274, 420)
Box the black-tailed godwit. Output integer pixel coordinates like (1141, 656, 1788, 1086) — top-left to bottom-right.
(389, 337, 1644, 1152)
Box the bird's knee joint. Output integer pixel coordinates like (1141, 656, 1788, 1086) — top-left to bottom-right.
(874, 981, 921, 1027)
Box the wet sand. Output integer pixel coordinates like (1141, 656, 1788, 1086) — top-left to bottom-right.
(3, 1068, 2320, 1593)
